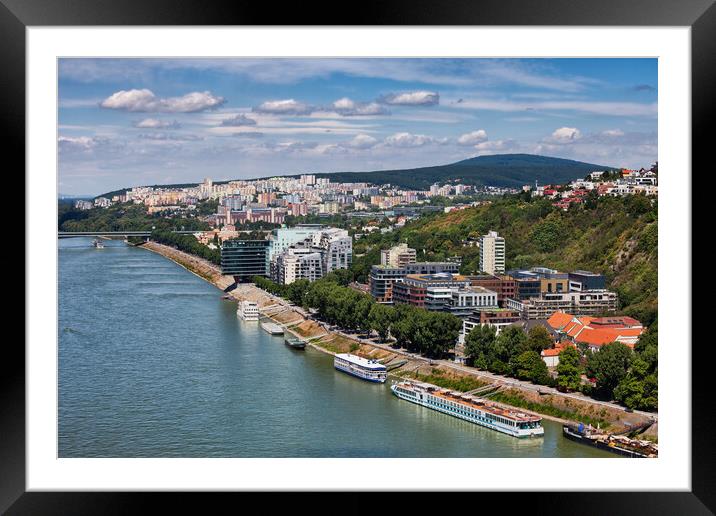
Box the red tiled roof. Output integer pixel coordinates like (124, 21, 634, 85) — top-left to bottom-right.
(547, 311, 573, 330)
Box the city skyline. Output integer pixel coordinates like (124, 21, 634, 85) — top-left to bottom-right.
(59, 58, 657, 195)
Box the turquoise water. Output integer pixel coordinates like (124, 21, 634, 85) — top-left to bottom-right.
(58, 238, 613, 458)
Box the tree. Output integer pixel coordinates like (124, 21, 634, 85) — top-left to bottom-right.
(368, 303, 395, 342)
(555, 346, 582, 392)
(586, 342, 633, 398)
(512, 350, 551, 385)
(423, 312, 461, 358)
(464, 325, 497, 369)
(527, 325, 553, 353)
(614, 322, 658, 410)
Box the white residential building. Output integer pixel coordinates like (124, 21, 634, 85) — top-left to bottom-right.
(380, 243, 417, 268)
(479, 231, 506, 275)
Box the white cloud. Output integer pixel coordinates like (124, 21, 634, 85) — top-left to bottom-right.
(457, 129, 488, 146)
(346, 134, 379, 149)
(384, 132, 436, 148)
(473, 139, 520, 153)
(380, 91, 440, 106)
(101, 89, 225, 112)
(332, 98, 389, 116)
(133, 118, 181, 129)
(544, 127, 582, 144)
(220, 114, 258, 126)
(253, 99, 314, 115)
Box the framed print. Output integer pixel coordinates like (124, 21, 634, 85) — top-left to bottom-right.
(4, 0, 712, 512)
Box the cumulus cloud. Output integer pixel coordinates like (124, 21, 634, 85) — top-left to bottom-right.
(346, 134, 379, 149)
(132, 118, 181, 129)
(253, 99, 314, 115)
(58, 136, 101, 150)
(384, 132, 437, 148)
(473, 139, 520, 153)
(138, 132, 204, 141)
(332, 98, 389, 116)
(100, 89, 225, 113)
(457, 129, 488, 146)
(220, 114, 258, 126)
(380, 90, 440, 106)
(544, 127, 582, 144)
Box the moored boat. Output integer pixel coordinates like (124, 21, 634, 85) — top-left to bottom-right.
(391, 380, 544, 438)
(562, 424, 656, 458)
(260, 321, 284, 335)
(284, 336, 306, 350)
(334, 353, 387, 383)
(237, 300, 259, 321)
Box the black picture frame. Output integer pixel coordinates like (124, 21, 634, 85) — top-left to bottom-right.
(3, 0, 710, 513)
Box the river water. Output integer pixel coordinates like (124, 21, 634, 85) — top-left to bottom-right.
(58, 238, 613, 458)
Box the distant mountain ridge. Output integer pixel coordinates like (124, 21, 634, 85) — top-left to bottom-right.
(309, 154, 617, 190)
(95, 154, 616, 199)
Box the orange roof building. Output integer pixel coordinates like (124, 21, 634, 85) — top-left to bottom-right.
(546, 311, 645, 351)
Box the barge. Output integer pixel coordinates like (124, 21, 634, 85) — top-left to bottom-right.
(562, 424, 657, 458)
(260, 321, 284, 335)
(391, 380, 544, 438)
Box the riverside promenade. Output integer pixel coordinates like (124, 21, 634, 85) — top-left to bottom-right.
(139, 240, 657, 436)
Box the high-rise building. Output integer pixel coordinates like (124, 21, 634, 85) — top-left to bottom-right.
(380, 243, 417, 268)
(220, 240, 269, 282)
(275, 247, 323, 284)
(479, 231, 505, 275)
(269, 226, 352, 284)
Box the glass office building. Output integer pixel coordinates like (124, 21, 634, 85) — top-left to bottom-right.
(221, 240, 269, 281)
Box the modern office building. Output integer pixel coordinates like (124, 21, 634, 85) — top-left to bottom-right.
(568, 270, 607, 292)
(509, 267, 569, 296)
(506, 290, 618, 319)
(369, 266, 407, 303)
(268, 224, 325, 261)
(479, 231, 505, 275)
(220, 239, 269, 282)
(462, 308, 521, 337)
(467, 274, 516, 306)
(369, 261, 461, 304)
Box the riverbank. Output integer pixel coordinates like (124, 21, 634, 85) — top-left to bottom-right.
(138, 240, 656, 435)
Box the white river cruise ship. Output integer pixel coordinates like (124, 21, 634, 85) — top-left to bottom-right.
(334, 353, 387, 383)
(237, 300, 259, 321)
(391, 380, 544, 438)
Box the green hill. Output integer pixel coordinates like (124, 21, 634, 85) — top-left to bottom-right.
(96, 154, 614, 199)
(312, 154, 616, 190)
(352, 193, 657, 325)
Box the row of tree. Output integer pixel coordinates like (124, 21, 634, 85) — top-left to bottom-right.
(252, 274, 463, 358)
(151, 229, 221, 265)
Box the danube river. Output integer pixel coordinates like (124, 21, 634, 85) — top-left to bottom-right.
(58, 238, 613, 458)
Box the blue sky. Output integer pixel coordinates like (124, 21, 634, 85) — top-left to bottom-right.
(58, 58, 657, 195)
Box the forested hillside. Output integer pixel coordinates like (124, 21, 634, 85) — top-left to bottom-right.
(352, 193, 658, 325)
(311, 154, 616, 190)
